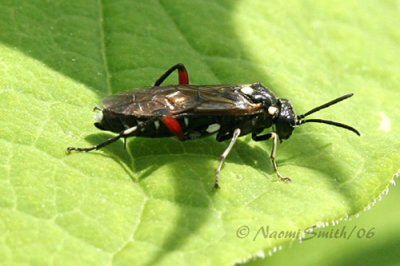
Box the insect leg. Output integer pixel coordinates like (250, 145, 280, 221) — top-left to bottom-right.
(215, 128, 241, 189)
(66, 126, 139, 153)
(269, 132, 291, 182)
(154, 63, 189, 86)
(66, 119, 156, 153)
(161, 115, 187, 141)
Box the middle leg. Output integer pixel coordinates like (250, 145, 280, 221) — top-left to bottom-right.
(215, 128, 241, 189)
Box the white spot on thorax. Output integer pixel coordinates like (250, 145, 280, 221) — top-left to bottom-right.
(268, 106, 278, 116)
(184, 117, 189, 127)
(240, 86, 254, 95)
(379, 112, 391, 132)
(94, 111, 103, 123)
(206, 123, 221, 133)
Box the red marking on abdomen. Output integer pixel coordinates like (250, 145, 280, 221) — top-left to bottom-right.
(161, 116, 187, 140)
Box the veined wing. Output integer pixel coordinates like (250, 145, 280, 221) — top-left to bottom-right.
(102, 84, 263, 117)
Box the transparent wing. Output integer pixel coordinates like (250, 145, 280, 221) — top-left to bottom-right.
(102, 85, 263, 117)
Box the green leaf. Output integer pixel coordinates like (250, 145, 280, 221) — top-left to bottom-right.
(245, 177, 400, 266)
(0, 1, 398, 265)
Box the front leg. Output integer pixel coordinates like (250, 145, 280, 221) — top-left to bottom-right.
(252, 132, 291, 183)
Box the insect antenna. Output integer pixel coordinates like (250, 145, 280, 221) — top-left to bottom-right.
(296, 93, 360, 136)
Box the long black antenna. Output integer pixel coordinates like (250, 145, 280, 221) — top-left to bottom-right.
(297, 93, 354, 119)
(296, 93, 360, 136)
(298, 119, 360, 136)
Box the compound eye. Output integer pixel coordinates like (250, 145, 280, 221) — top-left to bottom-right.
(275, 99, 296, 140)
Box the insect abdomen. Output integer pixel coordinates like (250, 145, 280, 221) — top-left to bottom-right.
(95, 108, 272, 141)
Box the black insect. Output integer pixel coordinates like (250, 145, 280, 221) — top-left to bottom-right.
(67, 63, 360, 189)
